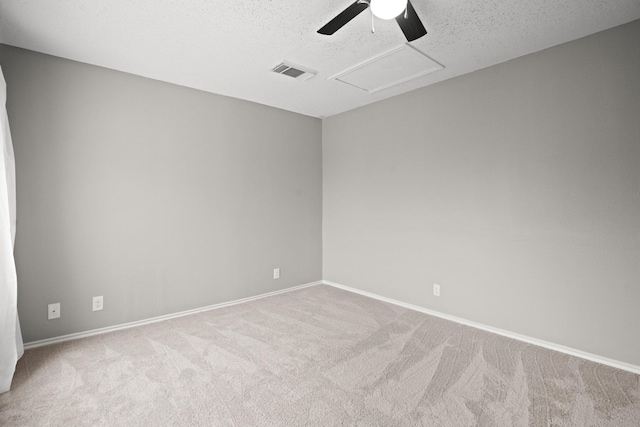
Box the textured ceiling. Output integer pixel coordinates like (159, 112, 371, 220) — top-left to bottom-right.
(0, 0, 639, 118)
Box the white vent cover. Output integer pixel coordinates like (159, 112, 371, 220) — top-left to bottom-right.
(331, 44, 443, 93)
(272, 61, 317, 81)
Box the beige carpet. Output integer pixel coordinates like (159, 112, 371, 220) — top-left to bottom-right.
(1, 285, 638, 426)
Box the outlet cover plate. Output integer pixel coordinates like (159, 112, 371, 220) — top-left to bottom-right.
(48, 303, 60, 319)
(93, 296, 104, 311)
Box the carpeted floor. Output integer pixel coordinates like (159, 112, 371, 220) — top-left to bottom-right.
(1, 284, 638, 426)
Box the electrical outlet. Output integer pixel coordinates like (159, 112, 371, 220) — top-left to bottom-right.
(48, 303, 60, 320)
(433, 284, 440, 297)
(93, 296, 103, 311)
(273, 268, 280, 279)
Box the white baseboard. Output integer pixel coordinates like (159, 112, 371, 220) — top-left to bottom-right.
(322, 280, 640, 375)
(24, 279, 640, 375)
(23, 280, 323, 350)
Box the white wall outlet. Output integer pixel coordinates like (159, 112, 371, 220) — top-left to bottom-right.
(433, 284, 441, 297)
(273, 268, 280, 279)
(93, 296, 104, 311)
(48, 303, 60, 320)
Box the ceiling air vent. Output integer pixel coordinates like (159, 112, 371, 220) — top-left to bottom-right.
(271, 61, 317, 81)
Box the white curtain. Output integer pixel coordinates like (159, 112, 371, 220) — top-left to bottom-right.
(0, 65, 23, 394)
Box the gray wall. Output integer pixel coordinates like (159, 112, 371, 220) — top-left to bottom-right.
(323, 21, 640, 366)
(2, 20, 639, 367)
(0, 45, 322, 343)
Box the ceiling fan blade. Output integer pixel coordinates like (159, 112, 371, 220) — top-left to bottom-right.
(395, 0, 427, 42)
(318, 1, 370, 35)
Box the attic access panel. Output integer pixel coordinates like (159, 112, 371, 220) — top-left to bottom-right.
(332, 44, 443, 93)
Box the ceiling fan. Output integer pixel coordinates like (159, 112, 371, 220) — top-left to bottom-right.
(318, 0, 427, 42)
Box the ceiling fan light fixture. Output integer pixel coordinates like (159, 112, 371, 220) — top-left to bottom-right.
(370, 0, 407, 20)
